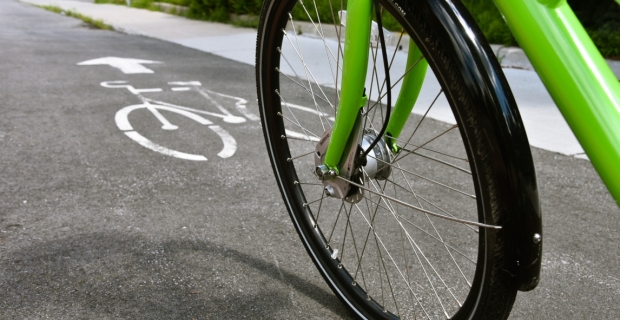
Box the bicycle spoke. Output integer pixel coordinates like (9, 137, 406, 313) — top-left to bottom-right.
(303, 195, 328, 207)
(366, 54, 426, 114)
(366, 178, 460, 315)
(383, 176, 478, 233)
(287, 149, 317, 162)
(298, 0, 343, 82)
(335, 176, 495, 229)
(283, 22, 335, 126)
(277, 92, 322, 145)
(369, 153, 476, 199)
(327, 201, 346, 246)
(393, 124, 459, 164)
(394, 161, 474, 287)
(352, 196, 432, 318)
(256, 0, 518, 316)
(278, 68, 335, 107)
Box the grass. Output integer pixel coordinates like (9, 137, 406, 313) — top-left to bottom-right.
(37, 5, 114, 30)
(95, 0, 190, 17)
(461, 0, 516, 46)
(95, 0, 159, 11)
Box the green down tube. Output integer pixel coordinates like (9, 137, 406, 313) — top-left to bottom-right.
(493, 0, 620, 204)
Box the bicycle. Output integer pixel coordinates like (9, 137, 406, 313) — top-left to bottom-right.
(255, 0, 620, 318)
(101, 80, 257, 161)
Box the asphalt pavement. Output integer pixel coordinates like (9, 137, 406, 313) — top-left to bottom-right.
(1, 0, 619, 319)
(15, 0, 620, 160)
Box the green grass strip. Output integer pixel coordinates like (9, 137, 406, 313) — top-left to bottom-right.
(36, 5, 114, 30)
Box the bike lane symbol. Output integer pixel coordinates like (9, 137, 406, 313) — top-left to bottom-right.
(102, 80, 255, 161)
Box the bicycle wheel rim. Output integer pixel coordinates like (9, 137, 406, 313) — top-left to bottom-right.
(256, 0, 516, 318)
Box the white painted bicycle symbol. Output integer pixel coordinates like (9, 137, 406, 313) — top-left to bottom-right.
(101, 80, 259, 161)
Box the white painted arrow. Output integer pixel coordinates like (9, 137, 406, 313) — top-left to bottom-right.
(77, 57, 162, 74)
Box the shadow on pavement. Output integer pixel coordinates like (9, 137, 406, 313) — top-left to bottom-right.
(0, 231, 351, 318)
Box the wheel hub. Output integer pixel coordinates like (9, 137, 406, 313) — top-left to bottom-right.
(360, 130, 393, 181)
(314, 129, 394, 203)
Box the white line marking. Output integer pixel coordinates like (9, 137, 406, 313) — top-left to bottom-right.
(115, 104, 237, 159)
(144, 101, 178, 130)
(124, 131, 207, 161)
(209, 125, 237, 158)
(168, 81, 202, 86)
(211, 91, 261, 121)
(171, 87, 191, 91)
(115, 104, 214, 132)
(100, 81, 162, 95)
(285, 129, 320, 142)
(196, 88, 246, 123)
(282, 101, 334, 120)
(133, 88, 162, 94)
(141, 98, 239, 122)
(78, 57, 162, 74)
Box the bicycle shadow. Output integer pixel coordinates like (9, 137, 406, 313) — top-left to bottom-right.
(0, 231, 352, 319)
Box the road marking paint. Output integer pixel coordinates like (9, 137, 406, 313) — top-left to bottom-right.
(282, 101, 334, 121)
(115, 104, 237, 159)
(116, 104, 214, 132)
(78, 57, 162, 74)
(133, 88, 162, 94)
(209, 125, 237, 158)
(124, 131, 207, 161)
(285, 129, 320, 142)
(211, 91, 260, 121)
(105, 80, 245, 160)
(144, 101, 178, 130)
(168, 81, 202, 86)
(100, 81, 162, 95)
(195, 88, 246, 123)
(141, 98, 240, 122)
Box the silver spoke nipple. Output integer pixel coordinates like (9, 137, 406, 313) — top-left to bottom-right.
(281, 135, 286, 139)
(533, 233, 542, 243)
(287, 158, 292, 162)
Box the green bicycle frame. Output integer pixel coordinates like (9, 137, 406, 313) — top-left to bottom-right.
(492, 0, 620, 204)
(323, 0, 620, 204)
(323, 0, 429, 172)
(322, 0, 372, 174)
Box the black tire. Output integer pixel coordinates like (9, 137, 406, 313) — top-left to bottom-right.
(256, 0, 521, 318)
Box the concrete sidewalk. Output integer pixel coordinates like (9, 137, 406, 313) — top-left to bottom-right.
(19, 0, 620, 159)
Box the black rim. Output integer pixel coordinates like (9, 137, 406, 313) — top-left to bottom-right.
(256, 0, 509, 318)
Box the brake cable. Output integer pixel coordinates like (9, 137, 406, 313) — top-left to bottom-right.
(357, 1, 392, 166)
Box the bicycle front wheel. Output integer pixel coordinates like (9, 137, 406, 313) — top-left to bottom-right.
(256, 0, 523, 318)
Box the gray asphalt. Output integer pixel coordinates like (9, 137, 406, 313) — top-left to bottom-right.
(1, 0, 619, 319)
